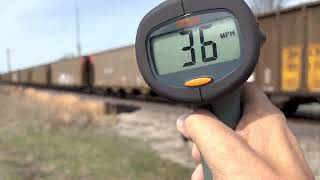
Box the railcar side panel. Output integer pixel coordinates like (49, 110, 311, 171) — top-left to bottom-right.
(19, 69, 31, 84)
(30, 65, 50, 85)
(2, 73, 11, 82)
(256, 14, 281, 93)
(279, 10, 305, 93)
(11, 71, 20, 83)
(93, 46, 149, 93)
(307, 5, 320, 93)
(51, 58, 83, 87)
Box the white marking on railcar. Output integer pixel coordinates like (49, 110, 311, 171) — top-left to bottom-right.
(136, 77, 143, 85)
(58, 73, 74, 85)
(264, 68, 271, 84)
(121, 76, 128, 83)
(263, 86, 276, 92)
(103, 68, 113, 75)
(12, 74, 18, 82)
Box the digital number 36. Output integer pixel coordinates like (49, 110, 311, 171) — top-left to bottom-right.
(180, 24, 218, 67)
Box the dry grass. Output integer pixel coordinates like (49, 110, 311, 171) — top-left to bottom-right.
(24, 88, 107, 124)
(0, 86, 118, 129)
(1, 85, 118, 128)
(0, 85, 193, 180)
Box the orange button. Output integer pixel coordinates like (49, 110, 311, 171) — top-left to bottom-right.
(184, 77, 213, 87)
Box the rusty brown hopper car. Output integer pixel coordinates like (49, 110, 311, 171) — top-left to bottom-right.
(2, 73, 9, 82)
(51, 57, 83, 88)
(19, 69, 32, 84)
(256, 2, 320, 113)
(256, 13, 280, 93)
(307, 4, 320, 94)
(30, 64, 51, 86)
(92, 45, 149, 94)
(1, 73, 11, 82)
(11, 71, 20, 83)
(1, 71, 19, 83)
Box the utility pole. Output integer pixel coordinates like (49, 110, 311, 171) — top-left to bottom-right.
(6, 49, 12, 73)
(75, 0, 82, 57)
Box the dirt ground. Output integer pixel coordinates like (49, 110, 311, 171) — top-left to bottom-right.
(0, 85, 319, 179)
(115, 101, 320, 179)
(288, 118, 320, 178)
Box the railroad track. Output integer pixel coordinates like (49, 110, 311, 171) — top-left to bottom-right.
(3, 82, 320, 120)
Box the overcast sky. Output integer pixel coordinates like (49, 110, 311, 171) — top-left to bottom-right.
(0, 0, 317, 73)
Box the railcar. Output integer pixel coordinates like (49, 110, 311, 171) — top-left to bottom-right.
(255, 2, 320, 114)
(92, 45, 149, 95)
(19, 69, 32, 85)
(30, 64, 51, 86)
(1, 73, 11, 83)
(10, 71, 20, 83)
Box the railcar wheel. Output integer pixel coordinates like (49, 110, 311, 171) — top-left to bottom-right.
(281, 101, 299, 117)
(105, 88, 113, 95)
(117, 89, 127, 98)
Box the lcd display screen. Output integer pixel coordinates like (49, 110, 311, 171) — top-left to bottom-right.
(151, 16, 241, 75)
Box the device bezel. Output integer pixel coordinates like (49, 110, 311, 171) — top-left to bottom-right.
(136, 0, 265, 103)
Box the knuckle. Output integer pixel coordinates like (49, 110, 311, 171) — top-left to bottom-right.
(184, 113, 215, 137)
(272, 113, 287, 127)
(185, 114, 201, 129)
(249, 101, 284, 118)
(235, 129, 249, 140)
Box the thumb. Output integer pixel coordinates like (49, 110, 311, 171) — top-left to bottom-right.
(180, 110, 266, 176)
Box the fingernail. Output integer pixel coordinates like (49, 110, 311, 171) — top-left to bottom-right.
(176, 114, 190, 130)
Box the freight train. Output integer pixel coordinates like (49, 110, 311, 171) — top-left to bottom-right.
(1, 2, 320, 115)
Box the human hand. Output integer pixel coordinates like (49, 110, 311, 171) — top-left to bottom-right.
(177, 83, 314, 180)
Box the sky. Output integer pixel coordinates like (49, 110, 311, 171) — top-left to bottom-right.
(0, 0, 317, 73)
(0, 0, 164, 72)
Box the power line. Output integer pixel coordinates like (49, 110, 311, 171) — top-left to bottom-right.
(75, 0, 82, 57)
(6, 49, 13, 73)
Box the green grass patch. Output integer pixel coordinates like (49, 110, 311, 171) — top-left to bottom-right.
(0, 128, 192, 180)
